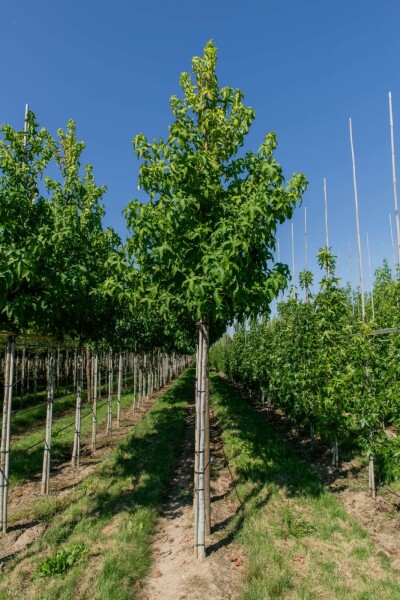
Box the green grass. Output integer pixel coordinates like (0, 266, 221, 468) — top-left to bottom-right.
(0, 366, 194, 600)
(209, 371, 400, 600)
(9, 377, 136, 485)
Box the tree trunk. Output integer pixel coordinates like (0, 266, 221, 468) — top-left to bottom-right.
(0, 336, 15, 534)
(92, 353, 98, 451)
(86, 346, 91, 405)
(106, 347, 113, 435)
(41, 350, 55, 494)
(71, 353, 82, 468)
(117, 351, 123, 427)
(194, 317, 209, 559)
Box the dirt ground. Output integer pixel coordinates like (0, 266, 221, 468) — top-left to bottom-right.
(0, 392, 158, 564)
(141, 404, 245, 600)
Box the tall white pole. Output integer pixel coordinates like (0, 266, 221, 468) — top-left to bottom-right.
(304, 207, 308, 270)
(323, 177, 329, 249)
(366, 232, 375, 321)
(291, 222, 296, 296)
(349, 118, 366, 322)
(349, 242, 355, 316)
(277, 238, 283, 301)
(23, 104, 29, 148)
(389, 92, 400, 262)
(389, 213, 396, 269)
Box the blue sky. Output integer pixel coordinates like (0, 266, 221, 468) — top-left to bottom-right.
(2, 0, 400, 293)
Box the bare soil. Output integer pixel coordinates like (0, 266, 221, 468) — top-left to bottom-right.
(142, 404, 245, 600)
(0, 392, 159, 565)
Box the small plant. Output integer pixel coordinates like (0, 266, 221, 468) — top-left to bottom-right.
(36, 542, 89, 577)
(277, 509, 316, 539)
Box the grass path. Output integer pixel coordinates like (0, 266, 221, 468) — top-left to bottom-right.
(9, 378, 135, 485)
(210, 371, 400, 600)
(3, 368, 400, 600)
(0, 367, 194, 600)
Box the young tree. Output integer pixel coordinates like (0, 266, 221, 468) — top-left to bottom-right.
(125, 40, 307, 558)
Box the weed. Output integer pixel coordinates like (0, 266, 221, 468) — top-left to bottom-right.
(36, 542, 89, 577)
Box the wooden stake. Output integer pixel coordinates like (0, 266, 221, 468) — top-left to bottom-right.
(389, 92, 400, 262)
(349, 118, 366, 321)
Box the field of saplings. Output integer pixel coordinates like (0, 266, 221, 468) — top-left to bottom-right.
(210, 249, 400, 494)
(2, 40, 400, 600)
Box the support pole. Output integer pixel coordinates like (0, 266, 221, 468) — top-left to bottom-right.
(41, 349, 55, 494)
(389, 92, 400, 263)
(349, 118, 366, 322)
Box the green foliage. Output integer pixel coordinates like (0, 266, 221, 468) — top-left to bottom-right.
(125, 40, 307, 327)
(36, 542, 89, 577)
(210, 248, 400, 483)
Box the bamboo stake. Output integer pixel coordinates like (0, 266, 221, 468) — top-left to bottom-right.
(194, 317, 207, 560)
(71, 353, 82, 468)
(348, 242, 355, 315)
(193, 333, 201, 556)
(369, 452, 376, 499)
(389, 92, 400, 262)
(92, 353, 98, 451)
(106, 348, 113, 434)
(390, 214, 396, 270)
(304, 207, 309, 303)
(291, 222, 296, 295)
(41, 349, 55, 494)
(204, 325, 210, 537)
(0, 337, 12, 534)
(133, 354, 138, 411)
(366, 232, 375, 321)
(349, 118, 366, 322)
(2, 337, 14, 533)
(323, 177, 329, 249)
(117, 351, 123, 427)
(86, 346, 91, 405)
(23, 103, 28, 148)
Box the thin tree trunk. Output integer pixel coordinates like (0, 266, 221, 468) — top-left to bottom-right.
(41, 349, 55, 494)
(194, 317, 209, 559)
(86, 346, 91, 404)
(117, 351, 123, 427)
(92, 353, 98, 451)
(0, 337, 14, 534)
(369, 451, 376, 499)
(106, 348, 113, 434)
(71, 353, 83, 468)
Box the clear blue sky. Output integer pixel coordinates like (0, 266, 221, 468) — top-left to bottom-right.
(2, 0, 400, 293)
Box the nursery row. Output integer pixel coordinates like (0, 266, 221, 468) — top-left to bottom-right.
(210, 249, 400, 493)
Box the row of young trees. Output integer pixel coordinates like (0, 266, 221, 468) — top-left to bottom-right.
(2, 40, 307, 556)
(210, 249, 400, 494)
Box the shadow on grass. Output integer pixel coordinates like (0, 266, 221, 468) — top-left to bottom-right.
(207, 372, 325, 551)
(41, 367, 196, 543)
